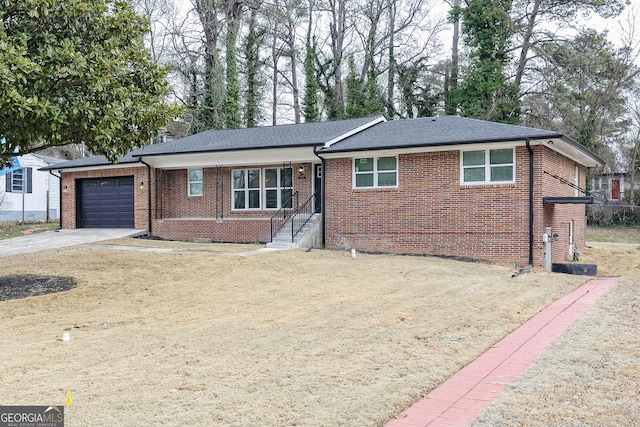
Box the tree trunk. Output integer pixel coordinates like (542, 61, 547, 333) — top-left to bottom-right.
(445, 0, 460, 115)
(386, 0, 396, 118)
(514, 0, 541, 87)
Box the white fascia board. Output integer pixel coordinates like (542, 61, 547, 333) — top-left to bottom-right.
(323, 116, 386, 148)
(533, 139, 603, 167)
(319, 141, 521, 160)
(320, 138, 602, 167)
(56, 162, 142, 174)
(141, 146, 319, 169)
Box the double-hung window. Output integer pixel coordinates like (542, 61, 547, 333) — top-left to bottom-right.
(354, 156, 397, 188)
(5, 168, 32, 193)
(462, 148, 514, 184)
(188, 169, 203, 196)
(264, 167, 293, 209)
(233, 169, 261, 210)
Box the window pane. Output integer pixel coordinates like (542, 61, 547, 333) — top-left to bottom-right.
(248, 189, 260, 208)
(190, 182, 203, 196)
(490, 166, 513, 182)
(266, 189, 278, 208)
(248, 169, 260, 188)
(233, 170, 245, 189)
(234, 191, 245, 209)
(463, 150, 485, 166)
(355, 158, 373, 172)
(281, 188, 292, 207)
(265, 169, 277, 188)
(356, 173, 374, 187)
(189, 169, 203, 181)
(464, 167, 485, 182)
(281, 168, 292, 187)
(378, 172, 397, 186)
(378, 157, 396, 171)
(490, 149, 513, 165)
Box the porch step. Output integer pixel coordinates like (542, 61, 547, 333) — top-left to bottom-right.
(267, 213, 321, 249)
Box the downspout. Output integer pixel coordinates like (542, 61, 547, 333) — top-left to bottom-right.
(139, 159, 153, 235)
(514, 139, 534, 277)
(526, 138, 534, 267)
(313, 147, 326, 248)
(49, 170, 62, 229)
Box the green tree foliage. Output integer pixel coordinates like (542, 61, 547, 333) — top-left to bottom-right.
(343, 56, 383, 119)
(0, 0, 179, 165)
(396, 61, 439, 118)
(224, 1, 243, 129)
(457, 0, 521, 124)
(302, 34, 319, 122)
(524, 30, 636, 158)
(243, 3, 266, 128)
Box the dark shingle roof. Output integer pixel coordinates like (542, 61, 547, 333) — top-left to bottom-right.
(133, 116, 382, 157)
(39, 152, 141, 171)
(320, 116, 563, 153)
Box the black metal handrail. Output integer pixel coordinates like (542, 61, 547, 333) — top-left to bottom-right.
(270, 191, 298, 241)
(289, 190, 319, 242)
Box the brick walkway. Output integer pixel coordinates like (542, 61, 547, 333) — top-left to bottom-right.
(385, 277, 619, 427)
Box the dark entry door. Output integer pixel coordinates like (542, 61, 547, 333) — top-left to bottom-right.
(313, 164, 322, 213)
(78, 177, 135, 228)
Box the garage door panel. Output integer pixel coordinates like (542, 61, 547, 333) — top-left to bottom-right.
(78, 177, 135, 228)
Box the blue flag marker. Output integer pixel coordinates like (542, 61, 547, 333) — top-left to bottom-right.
(0, 157, 21, 177)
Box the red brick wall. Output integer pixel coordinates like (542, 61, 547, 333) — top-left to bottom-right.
(539, 147, 588, 264)
(324, 145, 588, 267)
(151, 163, 313, 242)
(59, 166, 148, 229)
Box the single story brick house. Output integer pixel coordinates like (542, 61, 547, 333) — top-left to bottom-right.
(42, 116, 603, 267)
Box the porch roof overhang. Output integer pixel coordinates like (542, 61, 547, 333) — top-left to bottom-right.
(542, 196, 596, 204)
(137, 146, 321, 169)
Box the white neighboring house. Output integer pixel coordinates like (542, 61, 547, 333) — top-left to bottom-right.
(0, 153, 63, 222)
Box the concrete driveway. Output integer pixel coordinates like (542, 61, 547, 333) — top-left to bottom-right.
(0, 228, 143, 258)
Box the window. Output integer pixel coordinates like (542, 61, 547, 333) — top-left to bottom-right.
(264, 167, 293, 209)
(233, 169, 261, 210)
(5, 168, 32, 193)
(188, 169, 203, 196)
(462, 148, 514, 184)
(354, 156, 397, 188)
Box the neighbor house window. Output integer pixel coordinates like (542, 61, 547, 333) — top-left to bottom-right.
(264, 167, 293, 209)
(354, 156, 397, 188)
(233, 169, 261, 210)
(188, 169, 203, 196)
(5, 168, 32, 193)
(462, 148, 514, 184)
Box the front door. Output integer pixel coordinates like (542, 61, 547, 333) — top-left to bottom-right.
(313, 164, 322, 213)
(612, 179, 620, 200)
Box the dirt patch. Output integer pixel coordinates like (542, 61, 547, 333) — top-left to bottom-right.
(0, 275, 76, 301)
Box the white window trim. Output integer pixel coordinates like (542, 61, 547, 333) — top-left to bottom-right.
(232, 168, 262, 211)
(352, 156, 398, 189)
(187, 168, 203, 197)
(460, 148, 516, 185)
(263, 167, 293, 211)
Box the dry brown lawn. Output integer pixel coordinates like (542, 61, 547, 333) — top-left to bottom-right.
(471, 227, 640, 426)
(0, 227, 637, 426)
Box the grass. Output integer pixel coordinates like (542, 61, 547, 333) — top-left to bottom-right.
(586, 225, 640, 244)
(0, 241, 585, 427)
(0, 220, 59, 240)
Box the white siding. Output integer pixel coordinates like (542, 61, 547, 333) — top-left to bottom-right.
(0, 154, 61, 222)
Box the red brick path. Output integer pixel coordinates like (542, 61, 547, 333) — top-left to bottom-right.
(385, 277, 619, 427)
